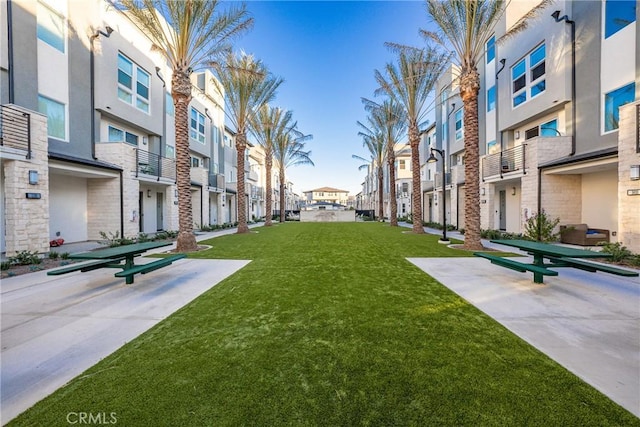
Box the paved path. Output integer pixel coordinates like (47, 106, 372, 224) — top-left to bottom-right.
(1, 230, 252, 424)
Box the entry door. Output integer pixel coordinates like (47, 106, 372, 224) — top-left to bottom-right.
(156, 192, 164, 231)
(499, 190, 506, 231)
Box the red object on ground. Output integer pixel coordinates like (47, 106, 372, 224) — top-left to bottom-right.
(49, 238, 64, 247)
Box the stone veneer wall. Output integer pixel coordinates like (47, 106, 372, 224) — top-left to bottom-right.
(87, 177, 121, 241)
(95, 143, 141, 238)
(618, 102, 640, 253)
(3, 107, 50, 256)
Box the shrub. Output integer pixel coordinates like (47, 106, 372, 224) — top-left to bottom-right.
(48, 251, 60, 260)
(523, 211, 560, 242)
(600, 242, 633, 263)
(9, 250, 42, 266)
(1, 261, 11, 271)
(137, 232, 150, 243)
(60, 252, 70, 260)
(99, 231, 135, 247)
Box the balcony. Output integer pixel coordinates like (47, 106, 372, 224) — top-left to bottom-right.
(1, 105, 31, 159)
(434, 172, 451, 188)
(251, 185, 264, 200)
(482, 144, 527, 181)
(421, 180, 434, 191)
(135, 148, 176, 181)
(208, 173, 225, 192)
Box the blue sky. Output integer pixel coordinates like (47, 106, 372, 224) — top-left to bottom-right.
(228, 1, 431, 195)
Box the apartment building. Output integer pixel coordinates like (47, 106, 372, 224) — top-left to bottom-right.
(303, 186, 349, 206)
(359, 0, 638, 251)
(0, 0, 260, 256)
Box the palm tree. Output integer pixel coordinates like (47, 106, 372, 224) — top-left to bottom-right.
(362, 98, 407, 226)
(212, 52, 283, 233)
(353, 116, 387, 220)
(273, 130, 314, 222)
(375, 46, 449, 234)
(249, 105, 296, 226)
(118, 0, 252, 252)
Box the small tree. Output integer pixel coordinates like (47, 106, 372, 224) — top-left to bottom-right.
(523, 211, 560, 242)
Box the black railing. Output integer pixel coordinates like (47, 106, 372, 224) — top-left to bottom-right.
(482, 144, 527, 180)
(135, 148, 176, 181)
(1, 105, 31, 158)
(208, 173, 225, 192)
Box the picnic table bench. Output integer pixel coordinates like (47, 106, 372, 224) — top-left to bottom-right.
(474, 239, 638, 284)
(47, 241, 185, 284)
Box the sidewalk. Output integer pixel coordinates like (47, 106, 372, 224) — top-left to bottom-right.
(402, 223, 639, 417)
(1, 227, 254, 424)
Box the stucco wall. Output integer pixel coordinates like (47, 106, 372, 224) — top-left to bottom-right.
(300, 210, 355, 222)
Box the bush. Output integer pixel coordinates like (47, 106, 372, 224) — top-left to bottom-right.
(137, 232, 150, 243)
(1, 261, 11, 271)
(60, 252, 70, 260)
(523, 211, 560, 242)
(600, 242, 633, 263)
(9, 250, 42, 266)
(48, 251, 60, 260)
(99, 231, 135, 247)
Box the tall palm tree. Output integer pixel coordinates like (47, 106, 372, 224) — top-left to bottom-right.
(249, 105, 296, 226)
(425, 0, 553, 249)
(375, 46, 449, 234)
(118, 0, 253, 251)
(362, 98, 407, 226)
(353, 116, 387, 220)
(212, 52, 283, 233)
(273, 131, 314, 222)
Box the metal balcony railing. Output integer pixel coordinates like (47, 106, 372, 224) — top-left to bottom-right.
(208, 173, 225, 192)
(135, 148, 176, 181)
(482, 144, 527, 180)
(251, 185, 264, 200)
(1, 105, 31, 158)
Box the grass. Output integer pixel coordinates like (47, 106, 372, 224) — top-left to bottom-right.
(10, 223, 637, 426)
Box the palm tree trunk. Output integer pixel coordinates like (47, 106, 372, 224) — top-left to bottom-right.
(279, 168, 285, 223)
(236, 132, 249, 233)
(409, 120, 424, 234)
(265, 154, 273, 226)
(377, 165, 384, 220)
(172, 70, 198, 252)
(461, 69, 483, 250)
(388, 146, 398, 226)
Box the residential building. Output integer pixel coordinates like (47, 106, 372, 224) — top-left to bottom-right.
(302, 186, 349, 206)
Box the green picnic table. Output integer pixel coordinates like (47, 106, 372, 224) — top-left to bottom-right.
(474, 239, 638, 284)
(48, 241, 185, 284)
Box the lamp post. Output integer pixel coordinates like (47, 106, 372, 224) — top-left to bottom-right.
(427, 148, 449, 243)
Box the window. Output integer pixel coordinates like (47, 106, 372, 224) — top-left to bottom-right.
(605, 0, 636, 38)
(165, 92, 174, 116)
(117, 53, 150, 113)
(604, 82, 635, 132)
(487, 86, 496, 112)
(487, 140, 499, 155)
(525, 126, 539, 140)
(512, 44, 546, 107)
(399, 159, 406, 170)
(191, 156, 200, 168)
(540, 119, 558, 136)
(107, 125, 139, 145)
(37, 1, 65, 53)
(165, 145, 175, 159)
(455, 109, 463, 140)
(486, 36, 495, 63)
(190, 108, 206, 143)
(38, 95, 66, 140)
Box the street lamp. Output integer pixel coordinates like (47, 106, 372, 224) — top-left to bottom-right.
(427, 148, 449, 243)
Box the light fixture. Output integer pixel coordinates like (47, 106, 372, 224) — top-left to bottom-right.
(515, 130, 520, 139)
(28, 170, 39, 185)
(174, 189, 179, 198)
(512, 187, 517, 196)
(147, 189, 152, 198)
(631, 165, 640, 181)
(481, 188, 485, 196)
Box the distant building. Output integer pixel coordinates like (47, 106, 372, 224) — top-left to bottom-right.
(303, 187, 349, 207)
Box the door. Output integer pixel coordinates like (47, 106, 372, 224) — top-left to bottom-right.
(499, 190, 506, 231)
(156, 192, 164, 231)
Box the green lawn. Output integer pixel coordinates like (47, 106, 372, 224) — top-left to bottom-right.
(11, 223, 637, 426)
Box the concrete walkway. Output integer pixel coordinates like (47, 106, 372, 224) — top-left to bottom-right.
(1, 228, 252, 424)
(405, 224, 639, 417)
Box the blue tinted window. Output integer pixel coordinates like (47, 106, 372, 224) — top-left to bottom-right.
(512, 60, 526, 79)
(540, 119, 558, 136)
(605, 0, 636, 38)
(604, 82, 635, 131)
(531, 80, 546, 98)
(487, 86, 496, 112)
(486, 36, 495, 63)
(37, 3, 65, 53)
(530, 44, 545, 66)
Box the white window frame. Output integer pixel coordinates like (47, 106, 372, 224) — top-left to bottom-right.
(38, 94, 67, 141)
(486, 35, 495, 63)
(37, 0, 66, 53)
(455, 109, 463, 141)
(512, 43, 546, 108)
(190, 108, 206, 143)
(117, 53, 150, 113)
(107, 125, 139, 146)
(603, 82, 636, 133)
